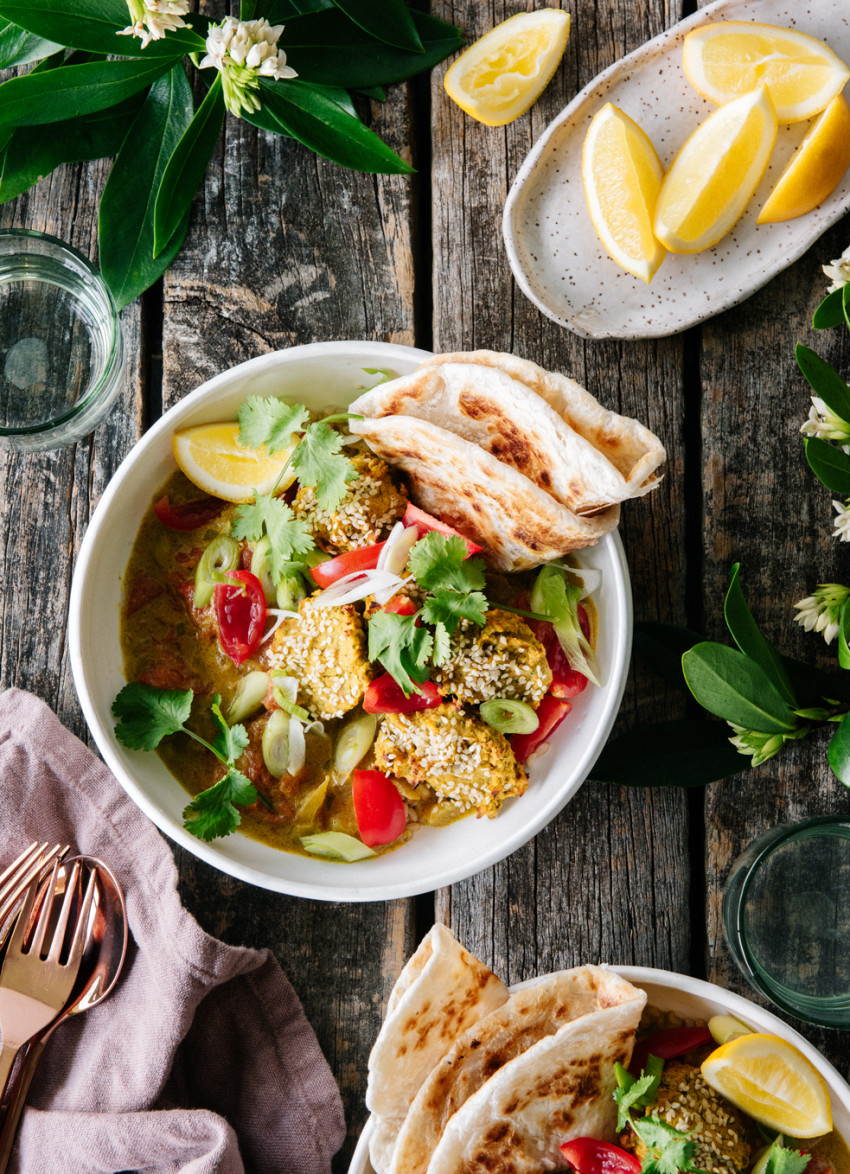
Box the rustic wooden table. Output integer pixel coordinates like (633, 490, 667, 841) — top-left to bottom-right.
(2, 1, 850, 1169)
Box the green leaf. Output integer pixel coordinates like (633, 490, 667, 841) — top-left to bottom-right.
(828, 712, 850, 786)
(634, 622, 703, 691)
(765, 1140, 814, 1174)
(231, 493, 314, 578)
(182, 766, 258, 841)
(813, 286, 846, 330)
(590, 720, 747, 787)
(368, 610, 432, 695)
(289, 418, 357, 510)
(332, 0, 423, 53)
(256, 77, 413, 174)
(409, 532, 485, 593)
(781, 653, 850, 706)
(280, 9, 462, 89)
(99, 63, 193, 308)
(724, 564, 796, 706)
(237, 396, 310, 454)
(0, 18, 61, 67)
(0, 0, 204, 57)
(682, 643, 799, 734)
(839, 598, 850, 672)
(208, 696, 250, 763)
(0, 94, 143, 204)
(804, 436, 850, 496)
(795, 343, 850, 422)
(0, 56, 175, 126)
(112, 681, 192, 751)
(154, 73, 225, 256)
(421, 587, 488, 637)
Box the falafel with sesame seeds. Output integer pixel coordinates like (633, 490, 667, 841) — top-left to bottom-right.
(292, 453, 407, 553)
(432, 608, 552, 706)
(374, 701, 527, 818)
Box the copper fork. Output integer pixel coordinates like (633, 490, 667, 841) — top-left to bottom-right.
(0, 861, 95, 1099)
(0, 843, 67, 942)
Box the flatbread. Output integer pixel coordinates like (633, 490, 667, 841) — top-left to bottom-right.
(420, 350, 666, 497)
(349, 415, 620, 572)
(388, 966, 635, 1174)
(423, 967, 646, 1174)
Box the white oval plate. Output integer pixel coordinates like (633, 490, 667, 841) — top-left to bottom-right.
(69, 341, 632, 902)
(349, 964, 850, 1172)
(503, 0, 850, 340)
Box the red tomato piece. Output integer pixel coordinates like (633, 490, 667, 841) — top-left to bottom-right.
(629, 1026, 714, 1076)
(382, 595, 418, 616)
(213, 570, 267, 665)
(153, 494, 224, 531)
(528, 619, 588, 700)
(352, 769, 406, 848)
(309, 542, 386, 588)
(561, 1139, 641, 1174)
(511, 694, 571, 761)
(402, 502, 482, 556)
(363, 674, 441, 714)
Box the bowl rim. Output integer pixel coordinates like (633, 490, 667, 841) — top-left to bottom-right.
(69, 340, 632, 900)
(347, 963, 850, 1173)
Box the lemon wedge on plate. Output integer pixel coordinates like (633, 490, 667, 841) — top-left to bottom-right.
(173, 421, 297, 503)
(443, 9, 570, 127)
(581, 103, 666, 283)
(683, 21, 850, 124)
(758, 94, 850, 224)
(701, 1033, 833, 1138)
(653, 86, 777, 254)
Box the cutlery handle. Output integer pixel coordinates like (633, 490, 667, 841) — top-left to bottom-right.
(0, 1039, 45, 1174)
(0, 1045, 19, 1106)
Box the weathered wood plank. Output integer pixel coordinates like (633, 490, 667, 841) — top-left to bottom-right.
(430, 0, 691, 986)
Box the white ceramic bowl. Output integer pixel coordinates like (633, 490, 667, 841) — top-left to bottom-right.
(349, 964, 850, 1173)
(69, 341, 632, 901)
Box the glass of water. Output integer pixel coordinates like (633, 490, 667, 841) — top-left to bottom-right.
(722, 815, 850, 1028)
(0, 229, 124, 452)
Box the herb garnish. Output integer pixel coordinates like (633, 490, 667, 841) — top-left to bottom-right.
(763, 1138, 811, 1174)
(112, 682, 259, 842)
(614, 1057, 710, 1174)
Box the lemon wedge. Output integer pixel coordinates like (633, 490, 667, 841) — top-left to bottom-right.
(683, 21, 850, 124)
(653, 86, 777, 254)
(758, 94, 850, 224)
(172, 421, 297, 503)
(443, 10, 570, 127)
(581, 103, 666, 283)
(701, 1033, 833, 1138)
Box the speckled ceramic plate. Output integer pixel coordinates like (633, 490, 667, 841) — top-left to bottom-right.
(503, 0, 850, 340)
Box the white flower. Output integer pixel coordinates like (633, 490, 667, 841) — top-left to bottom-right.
(800, 394, 850, 443)
(833, 500, 850, 543)
(118, 0, 190, 49)
(793, 583, 850, 645)
(727, 724, 785, 767)
(824, 245, 850, 294)
(200, 16, 297, 118)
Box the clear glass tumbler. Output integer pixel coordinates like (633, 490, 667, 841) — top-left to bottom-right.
(0, 229, 124, 452)
(722, 815, 850, 1028)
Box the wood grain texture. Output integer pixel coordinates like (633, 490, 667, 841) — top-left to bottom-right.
(430, 0, 692, 987)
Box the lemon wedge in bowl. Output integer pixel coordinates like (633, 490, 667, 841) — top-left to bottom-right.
(173, 421, 297, 503)
(653, 86, 777, 254)
(683, 21, 850, 124)
(758, 94, 850, 224)
(581, 103, 666, 283)
(444, 10, 570, 127)
(701, 1032, 833, 1138)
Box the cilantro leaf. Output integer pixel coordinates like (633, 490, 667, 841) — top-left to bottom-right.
(209, 695, 249, 764)
(422, 587, 488, 637)
(614, 1068, 661, 1132)
(237, 397, 310, 455)
(182, 767, 258, 841)
(765, 1140, 811, 1174)
(290, 420, 357, 512)
(632, 1117, 711, 1174)
(432, 620, 452, 666)
(112, 682, 192, 751)
(231, 493, 314, 579)
(368, 611, 433, 696)
(408, 532, 486, 592)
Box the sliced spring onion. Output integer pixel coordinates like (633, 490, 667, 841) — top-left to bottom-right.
(260, 608, 300, 645)
(287, 715, 306, 774)
(224, 670, 269, 724)
(313, 568, 409, 608)
(261, 709, 290, 777)
(480, 698, 539, 735)
(268, 673, 310, 721)
(277, 573, 307, 611)
(299, 831, 376, 862)
(377, 521, 420, 578)
(250, 537, 276, 604)
(530, 565, 602, 688)
(193, 535, 240, 608)
(333, 712, 378, 779)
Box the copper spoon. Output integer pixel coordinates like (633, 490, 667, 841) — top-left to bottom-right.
(0, 856, 128, 1172)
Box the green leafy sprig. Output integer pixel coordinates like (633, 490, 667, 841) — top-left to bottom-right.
(0, 0, 463, 306)
(112, 681, 259, 840)
(614, 1059, 709, 1174)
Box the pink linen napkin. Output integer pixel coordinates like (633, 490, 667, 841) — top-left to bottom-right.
(0, 688, 346, 1174)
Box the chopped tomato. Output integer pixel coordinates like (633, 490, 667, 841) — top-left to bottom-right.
(153, 494, 224, 531)
(352, 769, 406, 848)
(529, 619, 588, 700)
(402, 503, 482, 556)
(213, 570, 266, 665)
(561, 1139, 641, 1174)
(363, 674, 441, 714)
(511, 694, 571, 761)
(309, 542, 385, 588)
(629, 1026, 714, 1076)
(382, 595, 418, 616)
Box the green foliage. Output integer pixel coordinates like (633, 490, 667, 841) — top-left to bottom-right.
(0, 56, 175, 126)
(804, 437, 850, 496)
(182, 767, 257, 841)
(0, 0, 204, 57)
(368, 610, 433, 696)
(112, 681, 192, 751)
(231, 493, 314, 579)
(409, 533, 486, 593)
(237, 396, 310, 454)
(0, 17, 61, 67)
